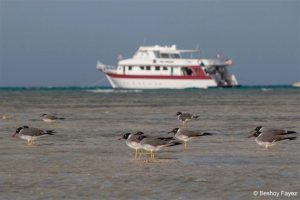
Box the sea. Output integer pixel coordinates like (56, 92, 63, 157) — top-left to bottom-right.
(0, 86, 299, 200)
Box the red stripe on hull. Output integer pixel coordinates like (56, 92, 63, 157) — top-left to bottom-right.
(106, 73, 212, 80)
(103, 65, 212, 80)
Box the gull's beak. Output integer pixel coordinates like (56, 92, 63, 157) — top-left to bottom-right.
(167, 130, 173, 134)
(248, 130, 256, 138)
(116, 135, 123, 140)
(12, 133, 17, 137)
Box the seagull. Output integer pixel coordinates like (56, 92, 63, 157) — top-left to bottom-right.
(139, 134, 182, 160)
(41, 113, 65, 122)
(168, 127, 212, 149)
(248, 126, 298, 149)
(176, 112, 199, 127)
(118, 132, 145, 159)
(12, 126, 55, 145)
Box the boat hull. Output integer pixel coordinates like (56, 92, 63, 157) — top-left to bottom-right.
(105, 74, 217, 89)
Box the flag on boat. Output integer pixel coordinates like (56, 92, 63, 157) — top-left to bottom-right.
(225, 59, 233, 66)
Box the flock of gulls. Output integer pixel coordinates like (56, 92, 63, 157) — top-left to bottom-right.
(118, 112, 298, 160)
(8, 112, 298, 161)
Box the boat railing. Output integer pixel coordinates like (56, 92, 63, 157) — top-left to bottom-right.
(96, 61, 117, 72)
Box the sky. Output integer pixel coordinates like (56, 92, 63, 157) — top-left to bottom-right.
(0, 0, 299, 87)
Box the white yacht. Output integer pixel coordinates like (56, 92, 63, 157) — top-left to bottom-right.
(96, 45, 239, 89)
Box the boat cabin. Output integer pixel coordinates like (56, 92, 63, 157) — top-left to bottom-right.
(116, 45, 206, 77)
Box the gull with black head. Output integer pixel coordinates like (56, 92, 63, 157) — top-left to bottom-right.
(176, 112, 199, 128)
(41, 113, 65, 123)
(168, 127, 212, 149)
(118, 131, 144, 159)
(12, 126, 55, 146)
(249, 126, 297, 149)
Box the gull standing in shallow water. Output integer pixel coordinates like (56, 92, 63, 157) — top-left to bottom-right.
(41, 113, 65, 122)
(168, 127, 212, 149)
(12, 126, 55, 145)
(176, 112, 199, 128)
(248, 126, 298, 149)
(118, 132, 144, 159)
(138, 134, 182, 160)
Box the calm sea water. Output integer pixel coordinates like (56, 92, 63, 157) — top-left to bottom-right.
(0, 87, 299, 200)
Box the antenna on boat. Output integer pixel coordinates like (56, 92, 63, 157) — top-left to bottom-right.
(195, 44, 200, 58)
(216, 53, 223, 59)
(117, 54, 123, 61)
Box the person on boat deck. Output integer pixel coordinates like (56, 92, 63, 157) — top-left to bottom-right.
(182, 67, 193, 76)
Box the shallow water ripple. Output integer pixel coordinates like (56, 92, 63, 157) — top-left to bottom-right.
(0, 88, 299, 199)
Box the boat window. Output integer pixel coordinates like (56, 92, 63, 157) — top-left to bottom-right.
(155, 66, 160, 71)
(128, 66, 132, 70)
(146, 66, 151, 70)
(163, 67, 168, 70)
(170, 54, 180, 58)
(154, 51, 160, 58)
(160, 53, 169, 58)
(140, 66, 144, 70)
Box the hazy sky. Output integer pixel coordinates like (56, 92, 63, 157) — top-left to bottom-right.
(0, 0, 299, 87)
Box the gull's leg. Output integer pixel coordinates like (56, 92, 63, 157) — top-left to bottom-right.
(184, 141, 187, 149)
(139, 150, 148, 156)
(184, 121, 188, 128)
(135, 149, 138, 159)
(139, 150, 151, 160)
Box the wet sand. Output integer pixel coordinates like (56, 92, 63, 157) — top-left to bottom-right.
(0, 88, 299, 199)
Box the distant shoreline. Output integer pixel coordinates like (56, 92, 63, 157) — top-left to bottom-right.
(0, 85, 298, 91)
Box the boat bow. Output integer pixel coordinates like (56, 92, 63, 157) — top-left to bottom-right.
(96, 61, 117, 73)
